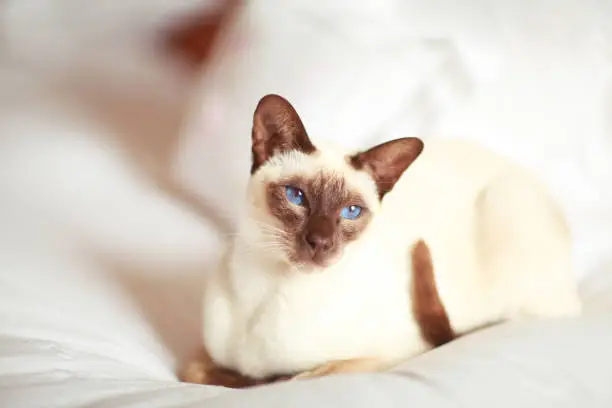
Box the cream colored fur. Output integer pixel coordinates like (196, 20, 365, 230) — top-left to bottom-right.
(201, 138, 582, 380)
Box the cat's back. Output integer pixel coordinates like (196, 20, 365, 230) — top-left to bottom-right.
(380, 139, 518, 232)
(398, 138, 515, 193)
(378, 138, 575, 330)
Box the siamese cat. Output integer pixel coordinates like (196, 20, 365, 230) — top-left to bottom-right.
(182, 94, 582, 387)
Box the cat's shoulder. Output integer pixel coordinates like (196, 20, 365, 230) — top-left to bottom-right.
(419, 138, 512, 164)
(408, 138, 521, 179)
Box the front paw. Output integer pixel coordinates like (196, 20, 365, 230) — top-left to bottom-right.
(289, 358, 385, 381)
(180, 359, 211, 384)
(180, 355, 260, 388)
(289, 361, 347, 380)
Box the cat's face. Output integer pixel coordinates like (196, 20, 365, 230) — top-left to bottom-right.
(244, 94, 424, 270)
(261, 159, 377, 268)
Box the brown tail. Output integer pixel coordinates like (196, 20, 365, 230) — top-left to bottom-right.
(411, 240, 456, 348)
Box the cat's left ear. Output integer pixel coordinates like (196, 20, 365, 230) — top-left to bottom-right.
(251, 94, 316, 174)
(349, 137, 424, 199)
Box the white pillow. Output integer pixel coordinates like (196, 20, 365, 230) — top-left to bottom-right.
(175, 0, 612, 280)
(173, 0, 452, 224)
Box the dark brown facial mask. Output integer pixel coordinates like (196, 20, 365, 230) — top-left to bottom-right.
(266, 173, 372, 268)
(251, 94, 425, 268)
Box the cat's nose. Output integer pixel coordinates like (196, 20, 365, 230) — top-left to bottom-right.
(304, 232, 332, 253)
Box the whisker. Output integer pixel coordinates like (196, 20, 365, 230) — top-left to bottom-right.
(254, 224, 287, 236)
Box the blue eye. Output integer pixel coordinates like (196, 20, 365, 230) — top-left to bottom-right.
(285, 186, 305, 206)
(340, 205, 363, 220)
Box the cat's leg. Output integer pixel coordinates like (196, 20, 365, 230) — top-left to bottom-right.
(476, 172, 582, 321)
(290, 357, 390, 380)
(180, 349, 262, 388)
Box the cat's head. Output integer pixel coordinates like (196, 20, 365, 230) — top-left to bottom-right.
(244, 94, 423, 270)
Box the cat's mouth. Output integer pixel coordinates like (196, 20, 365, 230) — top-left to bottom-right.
(291, 247, 343, 270)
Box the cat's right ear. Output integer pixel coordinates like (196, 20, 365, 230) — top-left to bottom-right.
(251, 94, 316, 174)
(349, 137, 424, 199)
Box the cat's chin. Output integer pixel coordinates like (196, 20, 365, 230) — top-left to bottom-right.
(311, 258, 340, 270)
(287, 254, 343, 273)
(291, 263, 327, 274)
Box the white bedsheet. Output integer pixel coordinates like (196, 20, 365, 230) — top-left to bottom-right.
(1, 1, 611, 407)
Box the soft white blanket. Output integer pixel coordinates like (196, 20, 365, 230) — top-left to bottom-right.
(1, 1, 611, 407)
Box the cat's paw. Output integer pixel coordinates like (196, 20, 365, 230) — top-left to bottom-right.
(290, 358, 384, 381)
(179, 355, 259, 388)
(290, 362, 346, 380)
(179, 359, 211, 384)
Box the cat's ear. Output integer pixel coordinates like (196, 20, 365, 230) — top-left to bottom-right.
(349, 137, 424, 199)
(251, 94, 316, 174)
